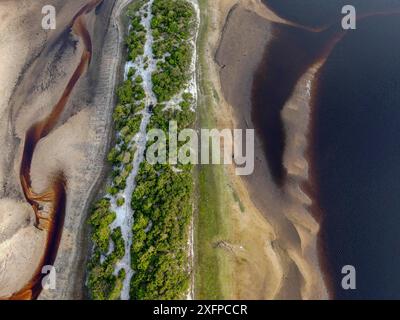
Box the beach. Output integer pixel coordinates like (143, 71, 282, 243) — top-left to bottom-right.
(198, 0, 329, 299)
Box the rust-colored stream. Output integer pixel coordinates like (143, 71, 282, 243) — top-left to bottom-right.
(4, 0, 103, 300)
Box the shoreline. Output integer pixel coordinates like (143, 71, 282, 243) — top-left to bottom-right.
(37, 0, 133, 299)
(305, 10, 398, 299)
(71, 0, 135, 299)
(211, 0, 329, 299)
(196, 0, 287, 299)
(187, 0, 201, 301)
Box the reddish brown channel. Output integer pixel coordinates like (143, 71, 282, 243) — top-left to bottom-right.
(2, 0, 103, 300)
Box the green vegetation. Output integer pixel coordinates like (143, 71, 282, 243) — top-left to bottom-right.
(151, 0, 196, 102)
(128, 0, 197, 300)
(232, 189, 245, 213)
(87, 3, 148, 300)
(130, 162, 193, 299)
(88, 0, 198, 301)
(129, 89, 197, 299)
(88, 198, 116, 253)
(129, 118, 196, 299)
(194, 0, 231, 299)
(126, 11, 146, 62)
(196, 164, 225, 299)
(106, 68, 146, 195)
(116, 197, 125, 207)
(149, 92, 195, 132)
(126, 0, 146, 16)
(87, 199, 126, 300)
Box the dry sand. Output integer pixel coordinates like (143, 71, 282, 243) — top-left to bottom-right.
(205, 0, 329, 299)
(0, 0, 130, 299)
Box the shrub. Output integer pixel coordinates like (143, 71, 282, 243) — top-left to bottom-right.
(117, 197, 125, 207)
(151, 0, 196, 102)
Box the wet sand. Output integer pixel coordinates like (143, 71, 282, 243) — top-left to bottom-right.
(0, 0, 130, 299)
(214, 1, 329, 299)
(192, 0, 324, 299)
(198, 0, 286, 299)
(227, 0, 400, 299)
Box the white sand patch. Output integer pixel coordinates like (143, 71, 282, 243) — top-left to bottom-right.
(108, 0, 157, 300)
(104, 0, 200, 300)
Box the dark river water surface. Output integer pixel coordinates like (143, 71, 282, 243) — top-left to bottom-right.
(262, 0, 400, 29)
(314, 15, 400, 299)
(255, 1, 400, 298)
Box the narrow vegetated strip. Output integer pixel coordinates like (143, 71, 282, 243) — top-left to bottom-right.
(151, 0, 197, 103)
(194, 0, 226, 299)
(87, 0, 149, 300)
(129, 0, 197, 299)
(87, 0, 197, 300)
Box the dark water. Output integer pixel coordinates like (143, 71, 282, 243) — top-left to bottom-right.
(253, 0, 400, 299)
(262, 0, 400, 29)
(314, 15, 400, 299)
(252, 24, 337, 186)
